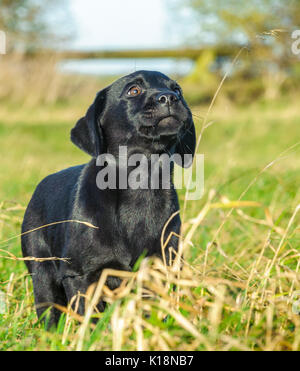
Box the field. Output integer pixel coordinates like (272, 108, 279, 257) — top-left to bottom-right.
(0, 86, 299, 350)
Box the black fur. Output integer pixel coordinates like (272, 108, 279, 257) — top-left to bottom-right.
(21, 70, 196, 326)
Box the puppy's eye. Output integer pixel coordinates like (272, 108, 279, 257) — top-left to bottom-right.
(174, 88, 181, 96)
(127, 86, 142, 97)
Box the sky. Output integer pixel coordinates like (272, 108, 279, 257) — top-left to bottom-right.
(68, 0, 177, 50)
(59, 0, 195, 75)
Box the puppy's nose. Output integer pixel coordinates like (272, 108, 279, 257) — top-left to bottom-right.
(157, 92, 178, 106)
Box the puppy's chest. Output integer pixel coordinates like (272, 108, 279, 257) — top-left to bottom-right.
(118, 189, 175, 243)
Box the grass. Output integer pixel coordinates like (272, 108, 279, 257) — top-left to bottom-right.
(0, 93, 299, 350)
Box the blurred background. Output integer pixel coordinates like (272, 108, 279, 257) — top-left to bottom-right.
(1, 0, 300, 105)
(0, 0, 300, 351)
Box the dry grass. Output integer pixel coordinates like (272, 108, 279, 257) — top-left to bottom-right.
(0, 55, 105, 106)
(58, 198, 299, 351)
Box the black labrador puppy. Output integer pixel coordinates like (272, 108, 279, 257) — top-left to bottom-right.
(21, 70, 195, 326)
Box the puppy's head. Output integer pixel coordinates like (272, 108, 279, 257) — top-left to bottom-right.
(71, 70, 195, 167)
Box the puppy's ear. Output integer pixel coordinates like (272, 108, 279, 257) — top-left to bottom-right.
(71, 89, 107, 157)
(174, 120, 196, 168)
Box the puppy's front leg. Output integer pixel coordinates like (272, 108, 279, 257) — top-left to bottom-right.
(61, 272, 124, 317)
(62, 274, 105, 317)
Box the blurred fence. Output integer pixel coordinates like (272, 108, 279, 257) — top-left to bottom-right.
(1, 42, 300, 106)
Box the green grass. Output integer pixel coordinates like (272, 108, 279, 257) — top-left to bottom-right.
(0, 96, 299, 350)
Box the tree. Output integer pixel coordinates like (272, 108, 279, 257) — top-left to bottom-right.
(173, 0, 300, 98)
(0, 0, 72, 52)
(175, 0, 300, 48)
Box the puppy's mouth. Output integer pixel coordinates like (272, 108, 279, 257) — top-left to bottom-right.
(157, 115, 180, 127)
(139, 114, 181, 139)
(140, 114, 180, 128)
